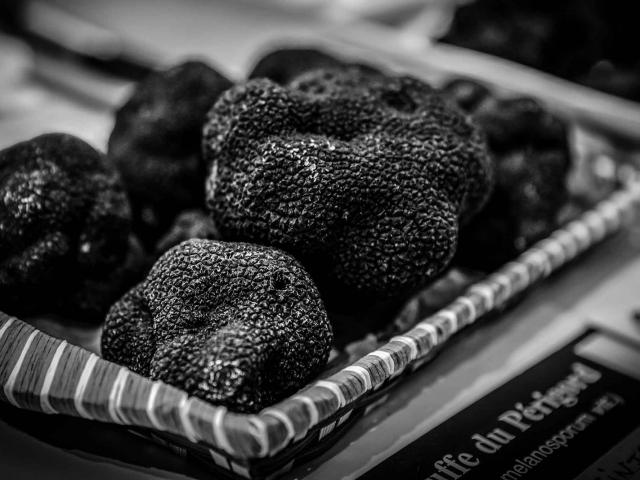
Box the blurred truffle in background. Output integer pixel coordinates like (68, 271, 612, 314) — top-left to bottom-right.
(443, 79, 571, 270)
(108, 61, 233, 249)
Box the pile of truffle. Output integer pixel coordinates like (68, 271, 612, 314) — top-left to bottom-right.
(0, 48, 571, 412)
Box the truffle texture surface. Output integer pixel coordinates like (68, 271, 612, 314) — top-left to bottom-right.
(444, 79, 571, 270)
(203, 68, 494, 310)
(108, 61, 233, 247)
(102, 239, 333, 413)
(0, 133, 142, 321)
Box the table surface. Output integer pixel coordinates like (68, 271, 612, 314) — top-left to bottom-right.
(1, 2, 640, 479)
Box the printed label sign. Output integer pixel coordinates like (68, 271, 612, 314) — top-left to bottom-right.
(359, 331, 640, 480)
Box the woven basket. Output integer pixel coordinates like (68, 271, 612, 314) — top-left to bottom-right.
(1, 178, 639, 479)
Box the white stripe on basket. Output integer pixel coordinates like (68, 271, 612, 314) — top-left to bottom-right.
(318, 421, 336, 440)
(552, 229, 579, 259)
(508, 261, 531, 285)
(343, 365, 373, 392)
(390, 335, 419, 361)
(583, 210, 607, 241)
(412, 322, 439, 348)
(315, 380, 346, 409)
(469, 283, 495, 311)
(74, 353, 98, 419)
(246, 415, 268, 457)
(108, 368, 129, 424)
(369, 350, 396, 376)
(178, 395, 199, 443)
(212, 407, 234, 454)
(337, 409, 352, 426)
(539, 238, 566, 264)
(229, 461, 251, 478)
(567, 221, 592, 250)
(40, 340, 67, 414)
(146, 382, 164, 431)
(293, 394, 320, 427)
(493, 272, 514, 303)
(3, 330, 38, 407)
(599, 200, 622, 230)
(0, 317, 15, 342)
(438, 309, 459, 333)
(527, 248, 552, 276)
(456, 297, 477, 324)
(262, 408, 296, 443)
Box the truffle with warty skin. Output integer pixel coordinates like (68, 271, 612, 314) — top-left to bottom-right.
(108, 61, 233, 247)
(102, 239, 333, 413)
(443, 79, 571, 270)
(203, 68, 494, 311)
(0, 133, 144, 321)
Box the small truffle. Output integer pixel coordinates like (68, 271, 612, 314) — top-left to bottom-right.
(102, 239, 333, 413)
(0, 133, 143, 321)
(108, 61, 233, 247)
(248, 47, 379, 84)
(203, 68, 494, 310)
(154, 209, 220, 255)
(444, 79, 571, 270)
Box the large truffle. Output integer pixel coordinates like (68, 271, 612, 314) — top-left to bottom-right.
(203, 68, 494, 310)
(108, 61, 233, 247)
(102, 239, 332, 413)
(444, 79, 571, 270)
(0, 133, 143, 321)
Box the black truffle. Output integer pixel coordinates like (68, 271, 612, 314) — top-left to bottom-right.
(0, 133, 143, 321)
(102, 239, 333, 413)
(444, 79, 571, 270)
(248, 47, 379, 84)
(203, 68, 494, 310)
(108, 61, 233, 247)
(154, 209, 220, 255)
